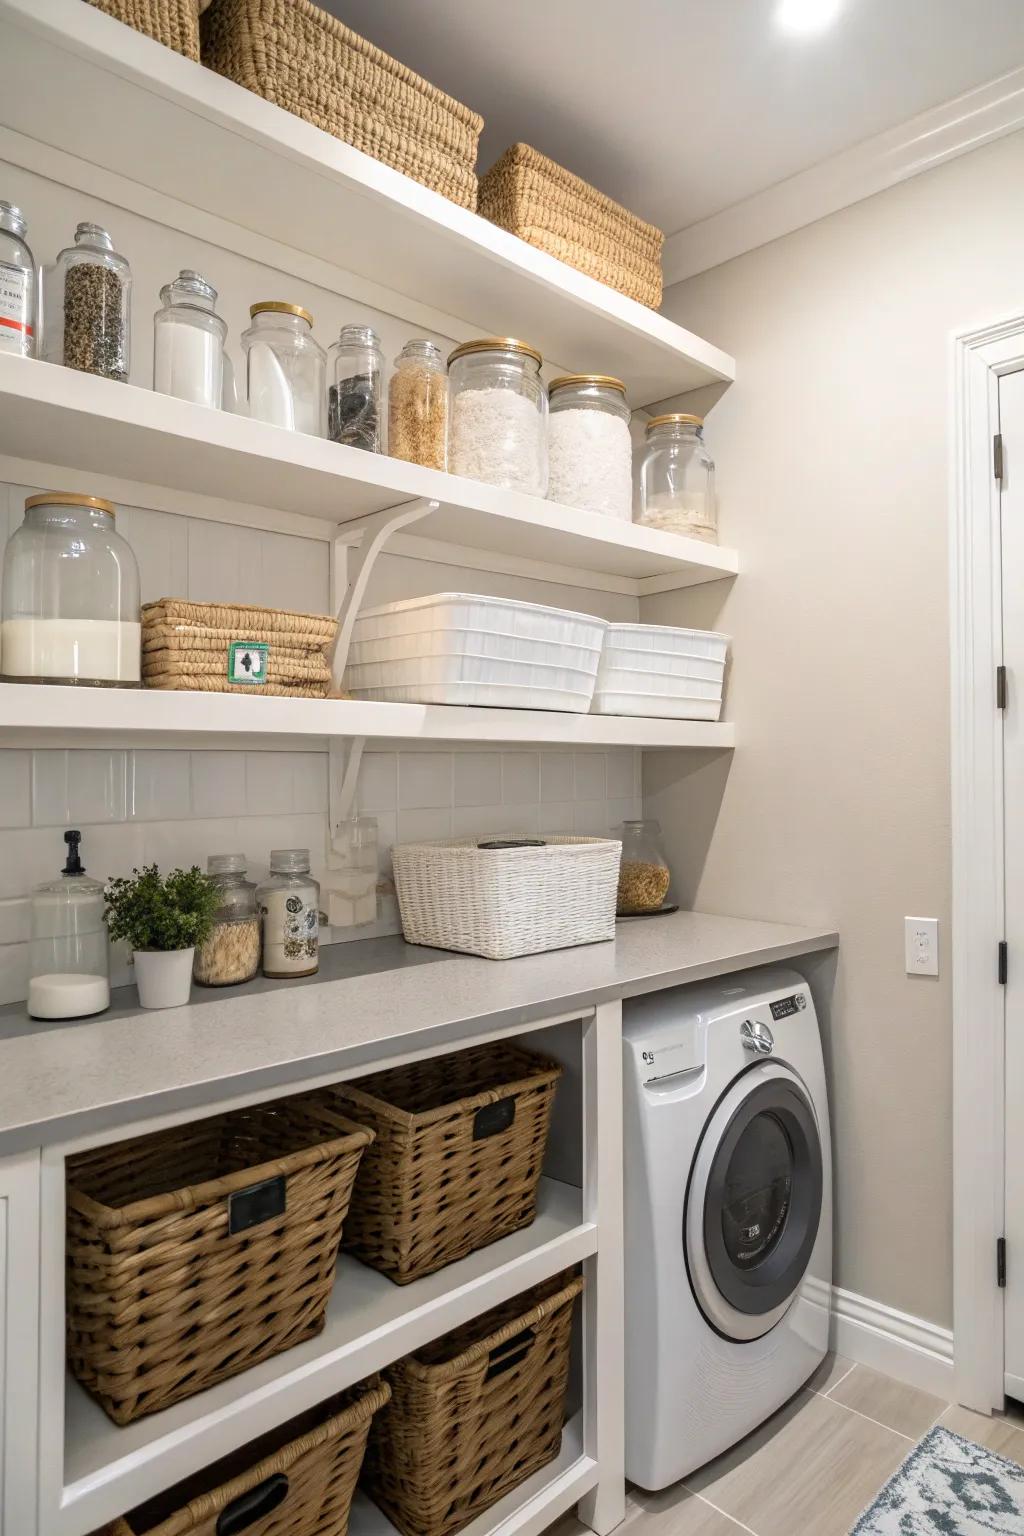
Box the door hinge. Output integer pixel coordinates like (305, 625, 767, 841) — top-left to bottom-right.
(999, 1236, 1007, 1287)
(999, 941, 1008, 985)
(995, 433, 1005, 482)
(998, 665, 1008, 710)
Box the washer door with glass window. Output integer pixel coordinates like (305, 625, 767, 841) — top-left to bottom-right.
(684, 1061, 824, 1341)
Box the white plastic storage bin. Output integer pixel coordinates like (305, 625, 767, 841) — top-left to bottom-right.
(592, 622, 730, 719)
(392, 835, 621, 959)
(345, 594, 607, 712)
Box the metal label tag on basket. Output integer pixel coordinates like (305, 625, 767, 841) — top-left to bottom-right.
(228, 1174, 286, 1234)
(227, 640, 270, 685)
(473, 1097, 516, 1140)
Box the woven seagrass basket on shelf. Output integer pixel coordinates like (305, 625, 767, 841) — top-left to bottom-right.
(66, 1097, 374, 1424)
(141, 598, 338, 697)
(478, 142, 664, 308)
(83, 0, 201, 59)
(329, 1041, 562, 1285)
(200, 0, 484, 209)
(99, 1378, 391, 1536)
(361, 1273, 584, 1536)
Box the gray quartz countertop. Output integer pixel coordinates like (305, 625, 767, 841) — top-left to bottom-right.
(0, 911, 838, 1153)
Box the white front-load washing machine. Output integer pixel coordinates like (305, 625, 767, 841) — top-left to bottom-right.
(623, 965, 832, 1489)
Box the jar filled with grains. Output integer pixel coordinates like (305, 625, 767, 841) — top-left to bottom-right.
(448, 337, 547, 494)
(388, 338, 447, 470)
(193, 854, 261, 987)
(637, 413, 717, 542)
(328, 323, 384, 452)
(614, 819, 672, 915)
(547, 374, 632, 519)
(46, 222, 131, 382)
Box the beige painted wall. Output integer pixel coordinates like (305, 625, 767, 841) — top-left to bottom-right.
(646, 127, 1024, 1329)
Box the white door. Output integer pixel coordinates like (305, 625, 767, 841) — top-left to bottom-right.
(1001, 365, 1024, 1396)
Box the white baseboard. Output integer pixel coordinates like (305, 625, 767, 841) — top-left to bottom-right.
(830, 1284, 954, 1400)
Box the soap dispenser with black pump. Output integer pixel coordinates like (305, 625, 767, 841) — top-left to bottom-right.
(27, 829, 110, 1020)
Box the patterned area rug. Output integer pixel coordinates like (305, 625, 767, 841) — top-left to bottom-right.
(853, 1426, 1024, 1533)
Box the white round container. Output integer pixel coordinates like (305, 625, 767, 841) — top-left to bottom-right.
(547, 374, 632, 519)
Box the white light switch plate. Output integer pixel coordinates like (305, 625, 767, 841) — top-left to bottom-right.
(905, 916, 939, 976)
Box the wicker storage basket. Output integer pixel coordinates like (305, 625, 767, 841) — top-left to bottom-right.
(200, 0, 483, 209)
(100, 1378, 390, 1535)
(479, 143, 664, 308)
(67, 1099, 374, 1425)
(330, 1042, 562, 1285)
(84, 0, 201, 60)
(392, 835, 620, 960)
(362, 1273, 584, 1536)
(141, 598, 337, 697)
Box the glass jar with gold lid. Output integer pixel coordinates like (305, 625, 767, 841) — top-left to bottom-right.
(448, 337, 547, 494)
(547, 373, 632, 518)
(637, 413, 717, 541)
(241, 300, 325, 437)
(0, 491, 141, 686)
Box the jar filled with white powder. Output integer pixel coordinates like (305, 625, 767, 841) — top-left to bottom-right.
(448, 337, 547, 494)
(242, 301, 325, 437)
(547, 374, 632, 518)
(153, 269, 226, 410)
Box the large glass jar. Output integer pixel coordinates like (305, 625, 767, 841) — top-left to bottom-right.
(388, 338, 447, 470)
(193, 853, 261, 987)
(0, 200, 37, 358)
(45, 222, 131, 381)
(27, 830, 109, 1020)
(1, 492, 141, 686)
(638, 413, 717, 541)
(614, 819, 671, 915)
(153, 269, 226, 409)
(547, 374, 632, 519)
(448, 337, 547, 494)
(329, 323, 384, 452)
(257, 849, 320, 978)
(242, 302, 325, 437)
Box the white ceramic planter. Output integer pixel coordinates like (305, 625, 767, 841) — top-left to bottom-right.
(133, 947, 195, 1009)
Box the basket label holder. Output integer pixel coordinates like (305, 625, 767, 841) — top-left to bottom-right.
(228, 1174, 287, 1235)
(473, 1097, 516, 1140)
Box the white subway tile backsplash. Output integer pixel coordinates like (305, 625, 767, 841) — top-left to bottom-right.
(540, 753, 573, 802)
(451, 803, 510, 839)
(607, 798, 641, 832)
(573, 800, 609, 836)
(573, 753, 606, 801)
(0, 943, 30, 1008)
(292, 753, 328, 813)
(606, 750, 639, 799)
(0, 898, 30, 946)
(396, 806, 452, 843)
(245, 753, 297, 817)
(399, 752, 453, 809)
(502, 752, 540, 805)
(454, 752, 501, 806)
(539, 801, 575, 836)
(191, 752, 242, 819)
(187, 521, 329, 613)
(129, 751, 191, 821)
(358, 753, 397, 813)
(32, 749, 127, 826)
(0, 751, 31, 828)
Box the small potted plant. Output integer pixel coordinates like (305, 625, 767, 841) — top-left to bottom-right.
(104, 865, 219, 1009)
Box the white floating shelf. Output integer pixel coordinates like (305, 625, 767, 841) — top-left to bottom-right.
(61, 1178, 595, 1536)
(0, 357, 737, 592)
(0, 0, 733, 408)
(0, 683, 736, 752)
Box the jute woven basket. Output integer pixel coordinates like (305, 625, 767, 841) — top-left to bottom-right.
(479, 143, 664, 308)
(100, 1378, 390, 1535)
(329, 1042, 561, 1285)
(141, 598, 337, 697)
(84, 0, 201, 60)
(200, 0, 483, 209)
(362, 1273, 584, 1536)
(67, 1099, 374, 1425)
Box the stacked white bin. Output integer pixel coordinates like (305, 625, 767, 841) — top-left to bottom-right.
(591, 623, 729, 719)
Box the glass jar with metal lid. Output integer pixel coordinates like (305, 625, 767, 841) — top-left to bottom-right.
(241, 301, 325, 437)
(45, 221, 132, 381)
(0, 200, 37, 358)
(448, 337, 547, 494)
(637, 413, 717, 542)
(547, 374, 633, 519)
(257, 849, 320, 978)
(328, 323, 384, 452)
(193, 853, 261, 987)
(0, 491, 141, 686)
(153, 269, 227, 409)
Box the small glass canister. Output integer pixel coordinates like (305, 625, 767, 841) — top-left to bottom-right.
(45, 222, 131, 381)
(448, 337, 547, 494)
(28, 830, 110, 1020)
(0, 492, 141, 686)
(614, 819, 672, 915)
(547, 374, 632, 518)
(0, 200, 37, 358)
(388, 338, 447, 470)
(257, 848, 320, 978)
(153, 269, 227, 409)
(242, 301, 325, 437)
(327, 816, 378, 928)
(193, 854, 261, 987)
(329, 323, 384, 452)
(637, 413, 717, 542)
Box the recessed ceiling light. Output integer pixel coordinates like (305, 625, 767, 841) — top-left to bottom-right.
(775, 0, 845, 34)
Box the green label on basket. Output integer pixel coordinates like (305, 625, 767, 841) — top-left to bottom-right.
(227, 640, 270, 686)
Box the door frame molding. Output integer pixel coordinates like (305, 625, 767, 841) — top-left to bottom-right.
(951, 312, 1024, 1410)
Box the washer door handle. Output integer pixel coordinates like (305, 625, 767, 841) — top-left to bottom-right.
(740, 1018, 774, 1055)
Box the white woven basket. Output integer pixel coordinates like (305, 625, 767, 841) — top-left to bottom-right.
(391, 835, 621, 960)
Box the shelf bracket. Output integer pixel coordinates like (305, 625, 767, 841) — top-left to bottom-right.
(329, 497, 438, 691)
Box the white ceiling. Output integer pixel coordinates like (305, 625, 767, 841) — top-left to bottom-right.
(326, 0, 1024, 237)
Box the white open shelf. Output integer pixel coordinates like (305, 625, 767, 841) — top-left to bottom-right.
(0, 357, 737, 592)
(0, 0, 734, 410)
(60, 1176, 594, 1536)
